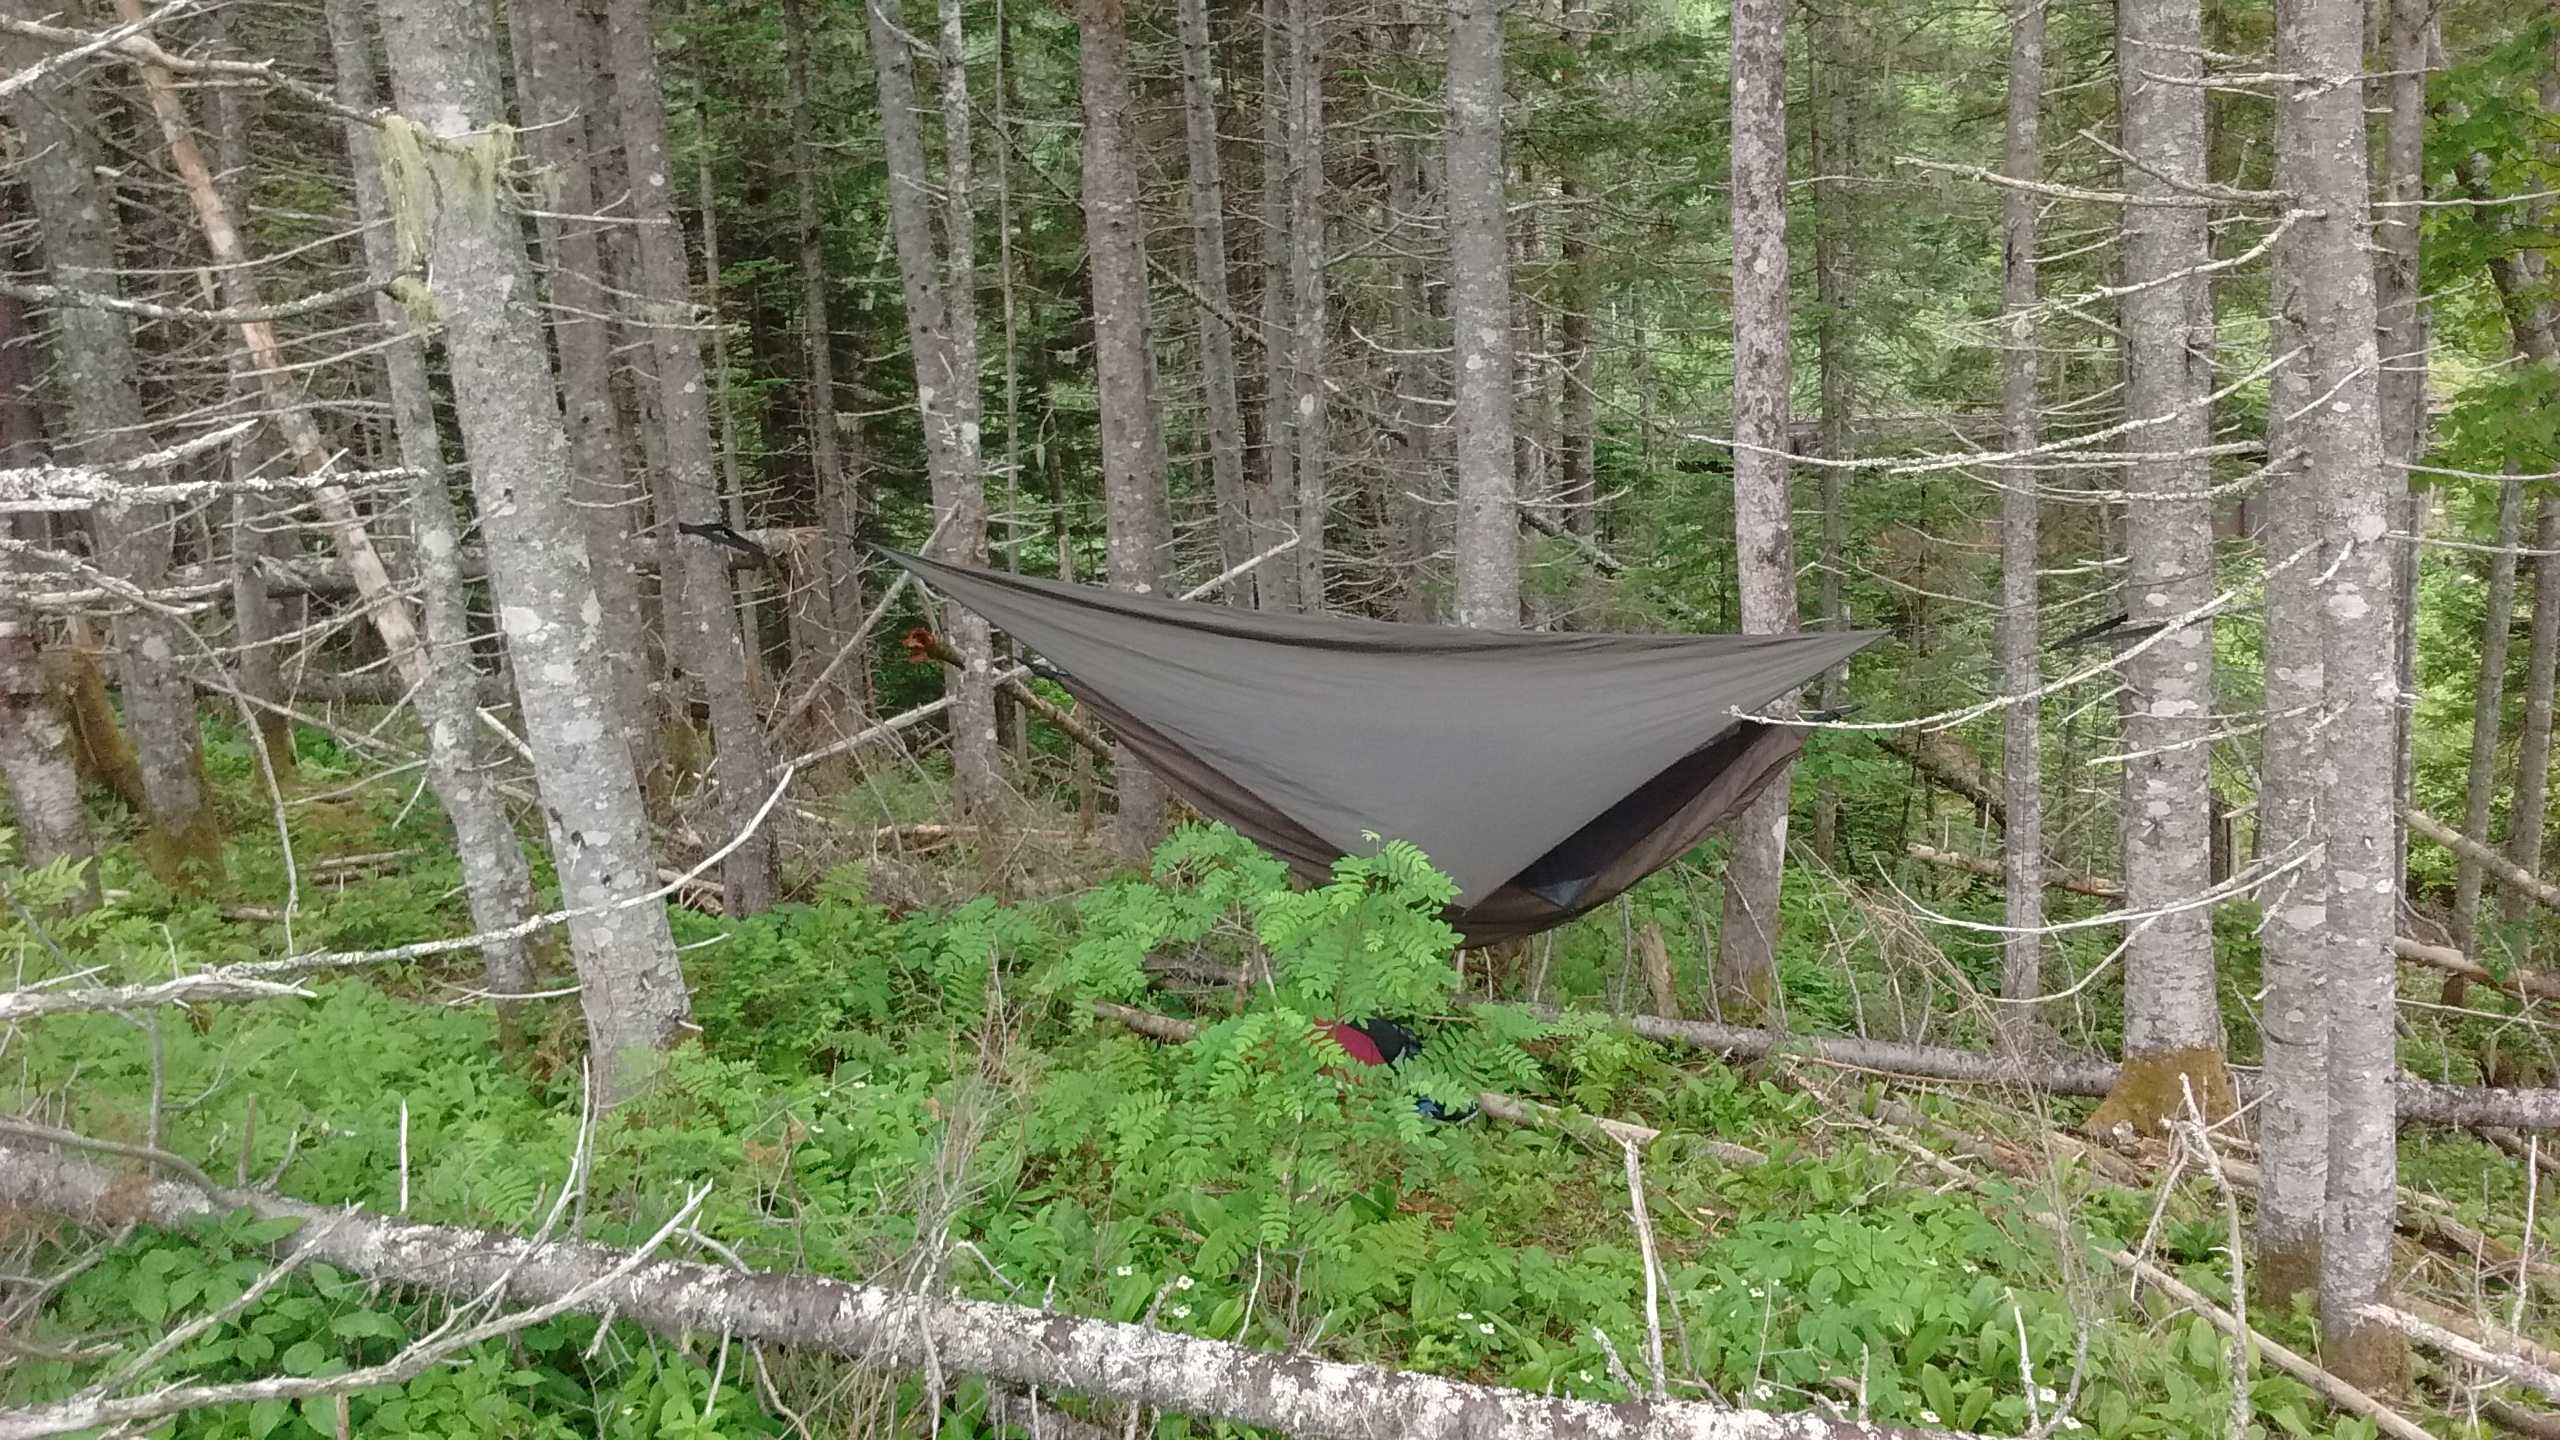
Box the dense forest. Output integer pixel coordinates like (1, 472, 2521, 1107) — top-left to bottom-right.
(0, 0, 2553, 1430)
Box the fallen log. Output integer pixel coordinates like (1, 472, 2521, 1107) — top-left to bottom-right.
(1547, 1006, 2560, 1132)
(2391, 938, 2560, 1006)
(2401, 1299, 2560, 1384)
(0, 973, 315, 1023)
(1872, 733, 2006, 830)
(2405, 807, 2560, 916)
(1903, 844, 2123, 900)
(0, 1142, 1945, 1440)
(2362, 1304, 2560, 1405)
(2485, 1398, 2560, 1440)
(2101, 1245, 2430, 1440)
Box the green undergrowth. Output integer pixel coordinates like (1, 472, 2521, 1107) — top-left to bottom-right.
(0, 809, 2517, 1440)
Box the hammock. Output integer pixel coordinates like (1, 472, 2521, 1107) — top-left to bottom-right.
(886, 550, 1881, 944)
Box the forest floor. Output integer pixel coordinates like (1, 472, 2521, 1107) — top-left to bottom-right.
(0, 720, 2549, 1440)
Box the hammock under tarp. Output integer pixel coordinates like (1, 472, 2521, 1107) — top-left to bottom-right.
(885, 550, 1882, 944)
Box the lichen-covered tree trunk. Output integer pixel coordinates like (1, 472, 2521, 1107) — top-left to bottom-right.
(0, 15, 221, 888)
(1287, 0, 1327, 610)
(866, 0, 999, 818)
(374, 0, 692, 1097)
(2252, 292, 2327, 1307)
(2453, 472, 2525, 955)
(2375, 0, 2430, 889)
(1253, 0, 1299, 613)
(2274, 0, 2403, 1386)
(1078, 0, 1172, 856)
(1446, 0, 1515, 633)
(603, 0, 780, 914)
(1711, 0, 1799, 1021)
(509, 0, 660, 782)
(2087, 0, 2226, 1133)
(1995, 0, 2044, 1051)
(327, 0, 544, 1020)
(0, 293, 93, 897)
(1175, 0, 1252, 598)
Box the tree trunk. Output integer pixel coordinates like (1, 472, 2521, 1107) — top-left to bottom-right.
(2374, 0, 2429, 895)
(1254, 0, 1298, 612)
(1995, 0, 2045, 1052)
(375, 0, 693, 1099)
(507, 0, 659, 784)
(1385, 105, 1442, 622)
(0, 12, 221, 888)
(2087, 0, 2227, 1134)
(1556, 0, 1596, 547)
(226, 444, 297, 779)
(1079, 0, 1172, 857)
(2274, 0, 2404, 1387)
(327, 0, 545, 1024)
(1175, 0, 1252, 598)
(1807, 0, 1852, 863)
(867, 0, 999, 817)
(1711, 0, 1798, 1021)
(781, 0, 870, 723)
(2253, 293, 2328, 1307)
(1447, 0, 1516, 632)
(2454, 472, 2525, 954)
(1287, 0, 1326, 610)
(602, 0, 780, 914)
(2508, 497, 2560, 917)
(580, 0, 681, 707)
(0, 292, 93, 898)
(691, 25, 766, 712)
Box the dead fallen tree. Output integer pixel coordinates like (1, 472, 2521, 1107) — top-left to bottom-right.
(0, 973, 317, 1023)
(1904, 844, 2123, 900)
(0, 1142, 1952, 1440)
(2405, 807, 2560, 916)
(1552, 1006, 2560, 1131)
(1872, 732, 2006, 830)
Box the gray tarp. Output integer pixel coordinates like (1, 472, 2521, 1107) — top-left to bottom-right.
(886, 550, 1882, 944)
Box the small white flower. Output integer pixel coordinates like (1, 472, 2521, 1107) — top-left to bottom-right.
(2061, 1418, 2085, 1431)
(1747, 1286, 1766, 1299)
(1478, 1323, 1495, 1335)
(1919, 1410, 1941, 1426)
(1578, 1370, 1593, 1382)
(1752, 1383, 1775, 1401)
(1114, 1265, 1133, 1277)
(1171, 1304, 1191, 1319)
(1457, 1311, 1475, 1320)
(1175, 1275, 1194, 1291)
(2038, 1387, 2059, 1405)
